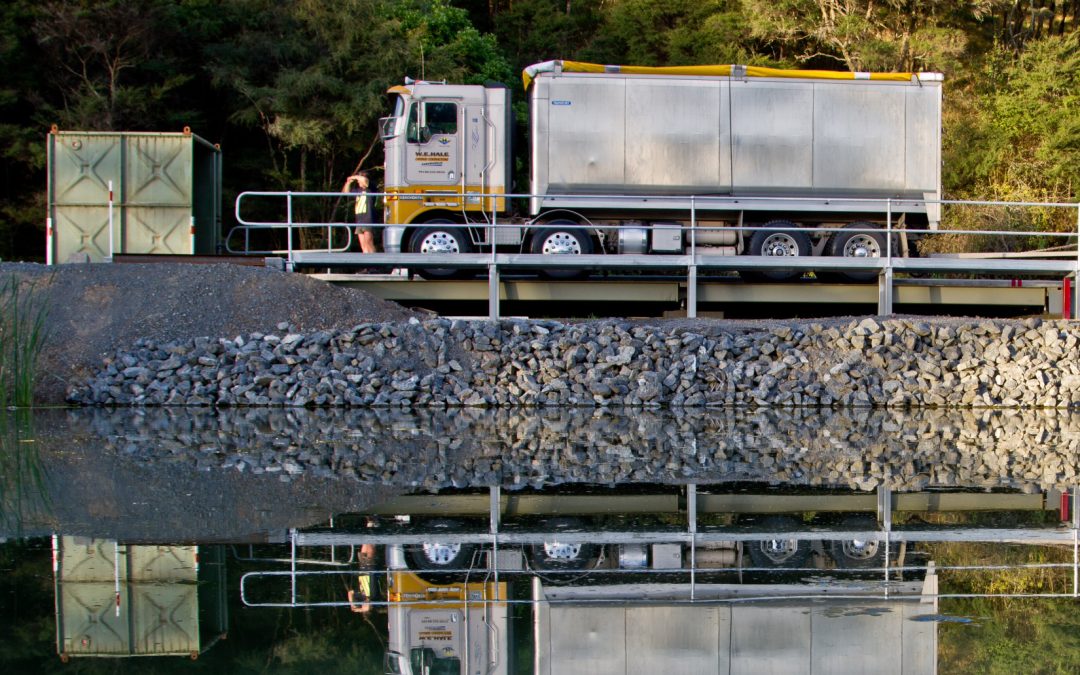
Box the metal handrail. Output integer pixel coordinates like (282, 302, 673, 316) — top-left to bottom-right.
(231, 189, 1080, 318)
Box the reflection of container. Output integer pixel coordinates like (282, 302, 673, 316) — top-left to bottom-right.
(46, 128, 221, 263)
(53, 536, 228, 660)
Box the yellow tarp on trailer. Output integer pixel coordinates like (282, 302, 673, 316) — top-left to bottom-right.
(522, 60, 918, 89)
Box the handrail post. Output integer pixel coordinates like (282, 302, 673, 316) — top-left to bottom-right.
(1074, 204, 1080, 320)
(286, 192, 294, 269)
(878, 198, 894, 315)
(488, 262, 500, 321)
(687, 197, 698, 318)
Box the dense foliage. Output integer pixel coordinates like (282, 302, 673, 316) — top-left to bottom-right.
(1, 0, 1078, 260)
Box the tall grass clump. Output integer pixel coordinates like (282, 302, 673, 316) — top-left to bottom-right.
(0, 275, 51, 408)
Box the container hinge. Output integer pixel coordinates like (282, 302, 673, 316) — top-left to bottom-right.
(732, 65, 747, 80)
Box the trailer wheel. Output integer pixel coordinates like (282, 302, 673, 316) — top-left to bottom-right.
(747, 516, 812, 569)
(404, 519, 478, 580)
(408, 221, 473, 280)
(744, 221, 811, 282)
(830, 515, 889, 569)
(528, 517, 602, 572)
(827, 222, 888, 282)
(530, 224, 593, 280)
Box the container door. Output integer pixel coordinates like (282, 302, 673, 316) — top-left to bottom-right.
(50, 134, 120, 262)
(404, 100, 462, 187)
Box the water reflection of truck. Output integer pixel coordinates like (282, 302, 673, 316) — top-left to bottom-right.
(372, 504, 935, 674)
(382, 545, 509, 675)
(380, 528, 936, 675)
(379, 60, 942, 280)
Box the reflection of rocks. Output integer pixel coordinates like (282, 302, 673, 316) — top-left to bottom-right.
(61, 407, 1080, 492)
(70, 317, 1080, 409)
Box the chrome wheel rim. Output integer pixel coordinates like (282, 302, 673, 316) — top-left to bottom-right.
(760, 232, 801, 257)
(418, 231, 461, 254)
(760, 538, 799, 563)
(540, 232, 583, 255)
(842, 234, 882, 258)
(840, 538, 880, 560)
(543, 540, 582, 561)
(421, 542, 462, 565)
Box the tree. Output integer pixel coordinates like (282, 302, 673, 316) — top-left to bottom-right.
(581, 0, 757, 67)
(740, 0, 1001, 72)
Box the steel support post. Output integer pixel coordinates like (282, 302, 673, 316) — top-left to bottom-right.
(488, 263, 500, 320)
(877, 485, 893, 530)
(687, 264, 698, 318)
(878, 266, 894, 315)
(489, 485, 501, 534)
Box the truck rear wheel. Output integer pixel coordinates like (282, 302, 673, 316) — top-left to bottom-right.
(829, 515, 890, 569)
(530, 223, 593, 280)
(747, 516, 812, 569)
(744, 221, 811, 282)
(408, 221, 474, 280)
(527, 517, 602, 572)
(827, 221, 888, 282)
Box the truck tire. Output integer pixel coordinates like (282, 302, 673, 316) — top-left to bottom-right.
(408, 221, 473, 280)
(530, 224, 593, 280)
(744, 221, 811, 282)
(528, 517, 602, 572)
(827, 221, 888, 282)
(404, 519, 478, 579)
(829, 515, 889, 569)
(747, 516, 812, 569)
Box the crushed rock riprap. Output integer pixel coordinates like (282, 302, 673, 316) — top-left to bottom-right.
(65, 406, 1080, 492)
(70, 314, 1080, 409)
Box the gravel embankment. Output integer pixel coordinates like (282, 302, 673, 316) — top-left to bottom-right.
(72, 313, 1080, 409)
(0, 262, 418, 404)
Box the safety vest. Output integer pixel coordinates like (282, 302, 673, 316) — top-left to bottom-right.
(354, 191, 368, 215)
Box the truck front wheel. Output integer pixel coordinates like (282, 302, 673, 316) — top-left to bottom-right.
(404, 519, 478, 580)
(408, 221, 473, 280)
(530, 224, 593, 280)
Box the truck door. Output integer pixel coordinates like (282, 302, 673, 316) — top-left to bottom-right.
(405, 100, 462, 187)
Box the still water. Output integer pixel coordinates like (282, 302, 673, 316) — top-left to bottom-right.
(2, 407, 1080, 673)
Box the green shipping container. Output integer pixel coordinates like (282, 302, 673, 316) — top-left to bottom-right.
(47, 127, 222, 263)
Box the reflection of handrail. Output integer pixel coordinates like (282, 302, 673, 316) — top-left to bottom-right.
(229, 543, 356, 567)
(237, 564, 1072, 610)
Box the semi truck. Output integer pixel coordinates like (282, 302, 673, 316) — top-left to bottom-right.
(378, 60, 943, 280)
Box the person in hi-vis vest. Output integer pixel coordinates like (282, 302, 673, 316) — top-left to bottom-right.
(343, 172, 376, 253)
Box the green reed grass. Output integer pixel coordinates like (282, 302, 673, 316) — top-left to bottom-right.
(0, 275, 50, 408)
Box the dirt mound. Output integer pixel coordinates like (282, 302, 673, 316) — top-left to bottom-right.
(0, 262, 420, 403)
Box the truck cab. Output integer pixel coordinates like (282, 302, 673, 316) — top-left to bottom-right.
(379, 81, 511, 255)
